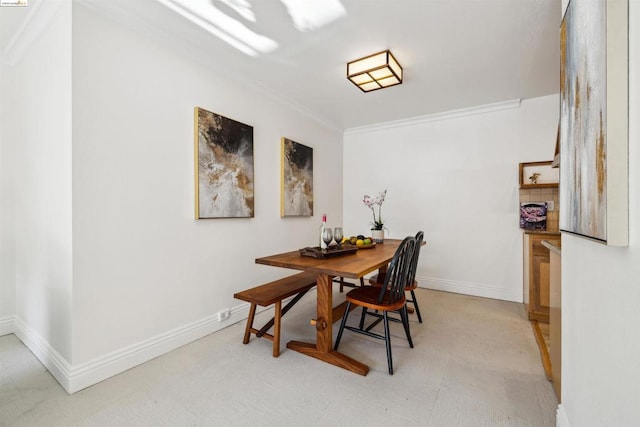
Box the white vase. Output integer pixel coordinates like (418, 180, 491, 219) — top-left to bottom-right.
(371, 229, 384, 243)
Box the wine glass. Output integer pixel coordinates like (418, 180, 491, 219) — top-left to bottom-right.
(333, 227, 343, 248)
(322, 228, 333, 250)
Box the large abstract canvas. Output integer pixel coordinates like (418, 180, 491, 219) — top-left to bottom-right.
(195, 107, 254, 219)
(281, 138, 313, 217)
(559, 0, 628, 245)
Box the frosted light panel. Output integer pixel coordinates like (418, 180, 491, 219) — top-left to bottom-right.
(350, 74, 373, 84)
(379, 76, 399, 87)
(389, 56, 402, 79)
(348, 53, 386, 75)
(370, 68, 392, 80)
(360, 81, 381, 91)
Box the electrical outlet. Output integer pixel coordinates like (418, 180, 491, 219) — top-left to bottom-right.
(218, 309, 230, 321)
(547, 201, 555, 211)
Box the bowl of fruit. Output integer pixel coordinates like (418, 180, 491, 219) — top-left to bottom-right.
(342, 234, 376, 249)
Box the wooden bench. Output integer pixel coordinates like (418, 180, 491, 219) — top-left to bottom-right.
(233, 271, 317, 357)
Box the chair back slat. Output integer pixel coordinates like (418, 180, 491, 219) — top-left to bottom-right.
(406, 231, 424, 287)
(377, 236, 416, 304)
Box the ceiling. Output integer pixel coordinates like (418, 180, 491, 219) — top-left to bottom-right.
(1, 0, 561, 131)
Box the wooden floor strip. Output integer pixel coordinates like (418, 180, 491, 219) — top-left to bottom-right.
(531, 320, 552, 380)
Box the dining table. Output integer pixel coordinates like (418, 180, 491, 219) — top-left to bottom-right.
(255, 239, 403, 376)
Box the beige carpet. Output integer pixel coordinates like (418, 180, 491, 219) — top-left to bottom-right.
(0, 289, 557, 426)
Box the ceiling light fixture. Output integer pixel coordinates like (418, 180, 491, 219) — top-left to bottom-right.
(347, 50, 403, 93)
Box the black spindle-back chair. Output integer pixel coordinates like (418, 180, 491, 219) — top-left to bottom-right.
(333, 236, 417, 374)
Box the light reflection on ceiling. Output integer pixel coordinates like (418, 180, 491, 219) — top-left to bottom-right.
(279, 0, 346, 32)
(160, 0, 346, 56)
(158, 0, 278, 56)
(218, 0, 256, 23)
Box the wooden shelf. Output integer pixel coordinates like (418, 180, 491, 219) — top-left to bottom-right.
(520, 183, 559, 189)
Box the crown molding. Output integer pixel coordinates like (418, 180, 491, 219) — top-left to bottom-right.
(344, 98, 522, 136)
(1, 0, 62, 66)
(251, 80, 343, 133)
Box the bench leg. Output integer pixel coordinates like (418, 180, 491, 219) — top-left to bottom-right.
(256, 289, 310, 337)
(243, 303, 257, 344)
(272, 301, 282, 357)
(245, 288, 312, 357)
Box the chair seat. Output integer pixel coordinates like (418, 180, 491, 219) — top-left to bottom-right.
(346, 286, 406, 312)
(368, 273, 418, 291)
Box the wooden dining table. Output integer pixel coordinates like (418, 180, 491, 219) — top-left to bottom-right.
(255, 239, 403, 376)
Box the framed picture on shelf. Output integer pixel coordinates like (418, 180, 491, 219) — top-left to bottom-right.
(519, 161, 559, 189)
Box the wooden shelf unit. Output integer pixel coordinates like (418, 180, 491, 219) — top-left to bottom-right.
(523, 232, 559, 323)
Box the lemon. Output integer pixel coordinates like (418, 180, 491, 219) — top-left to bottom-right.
(356, 239, 364, 246)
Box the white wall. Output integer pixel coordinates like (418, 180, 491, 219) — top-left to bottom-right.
(1, 1, 342, 393)
(558, 1, 640, 425)
(1, 2, 73, 362)
(69, 3, 342, 382)
(0, 61, 15, 335)
(343, 95, 558, 302)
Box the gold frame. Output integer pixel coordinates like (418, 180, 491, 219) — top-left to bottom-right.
(194, 107, 254, 219)
(194, 108, 199, 218)
(280, 137, 313, 217)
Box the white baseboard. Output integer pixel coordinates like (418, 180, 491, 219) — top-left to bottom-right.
(7, 302, 253, 394)
(2, 280, 523, 394)
(418, 275, 522, 303)
(3, 282, 519, 394)
(0, 315, 15, 336)
(65, 303, 251, 393)
(556, 404, 570, 427)
(13, 316, 74, 392)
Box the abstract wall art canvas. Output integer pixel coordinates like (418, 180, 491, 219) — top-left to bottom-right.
(559, 0, 628, 246)
(194, 107, 254, 219)
(280, 138, 313, 217)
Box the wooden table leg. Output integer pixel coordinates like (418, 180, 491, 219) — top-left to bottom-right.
(287, 273, 369, 376)
(316, 273, 332, 352)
